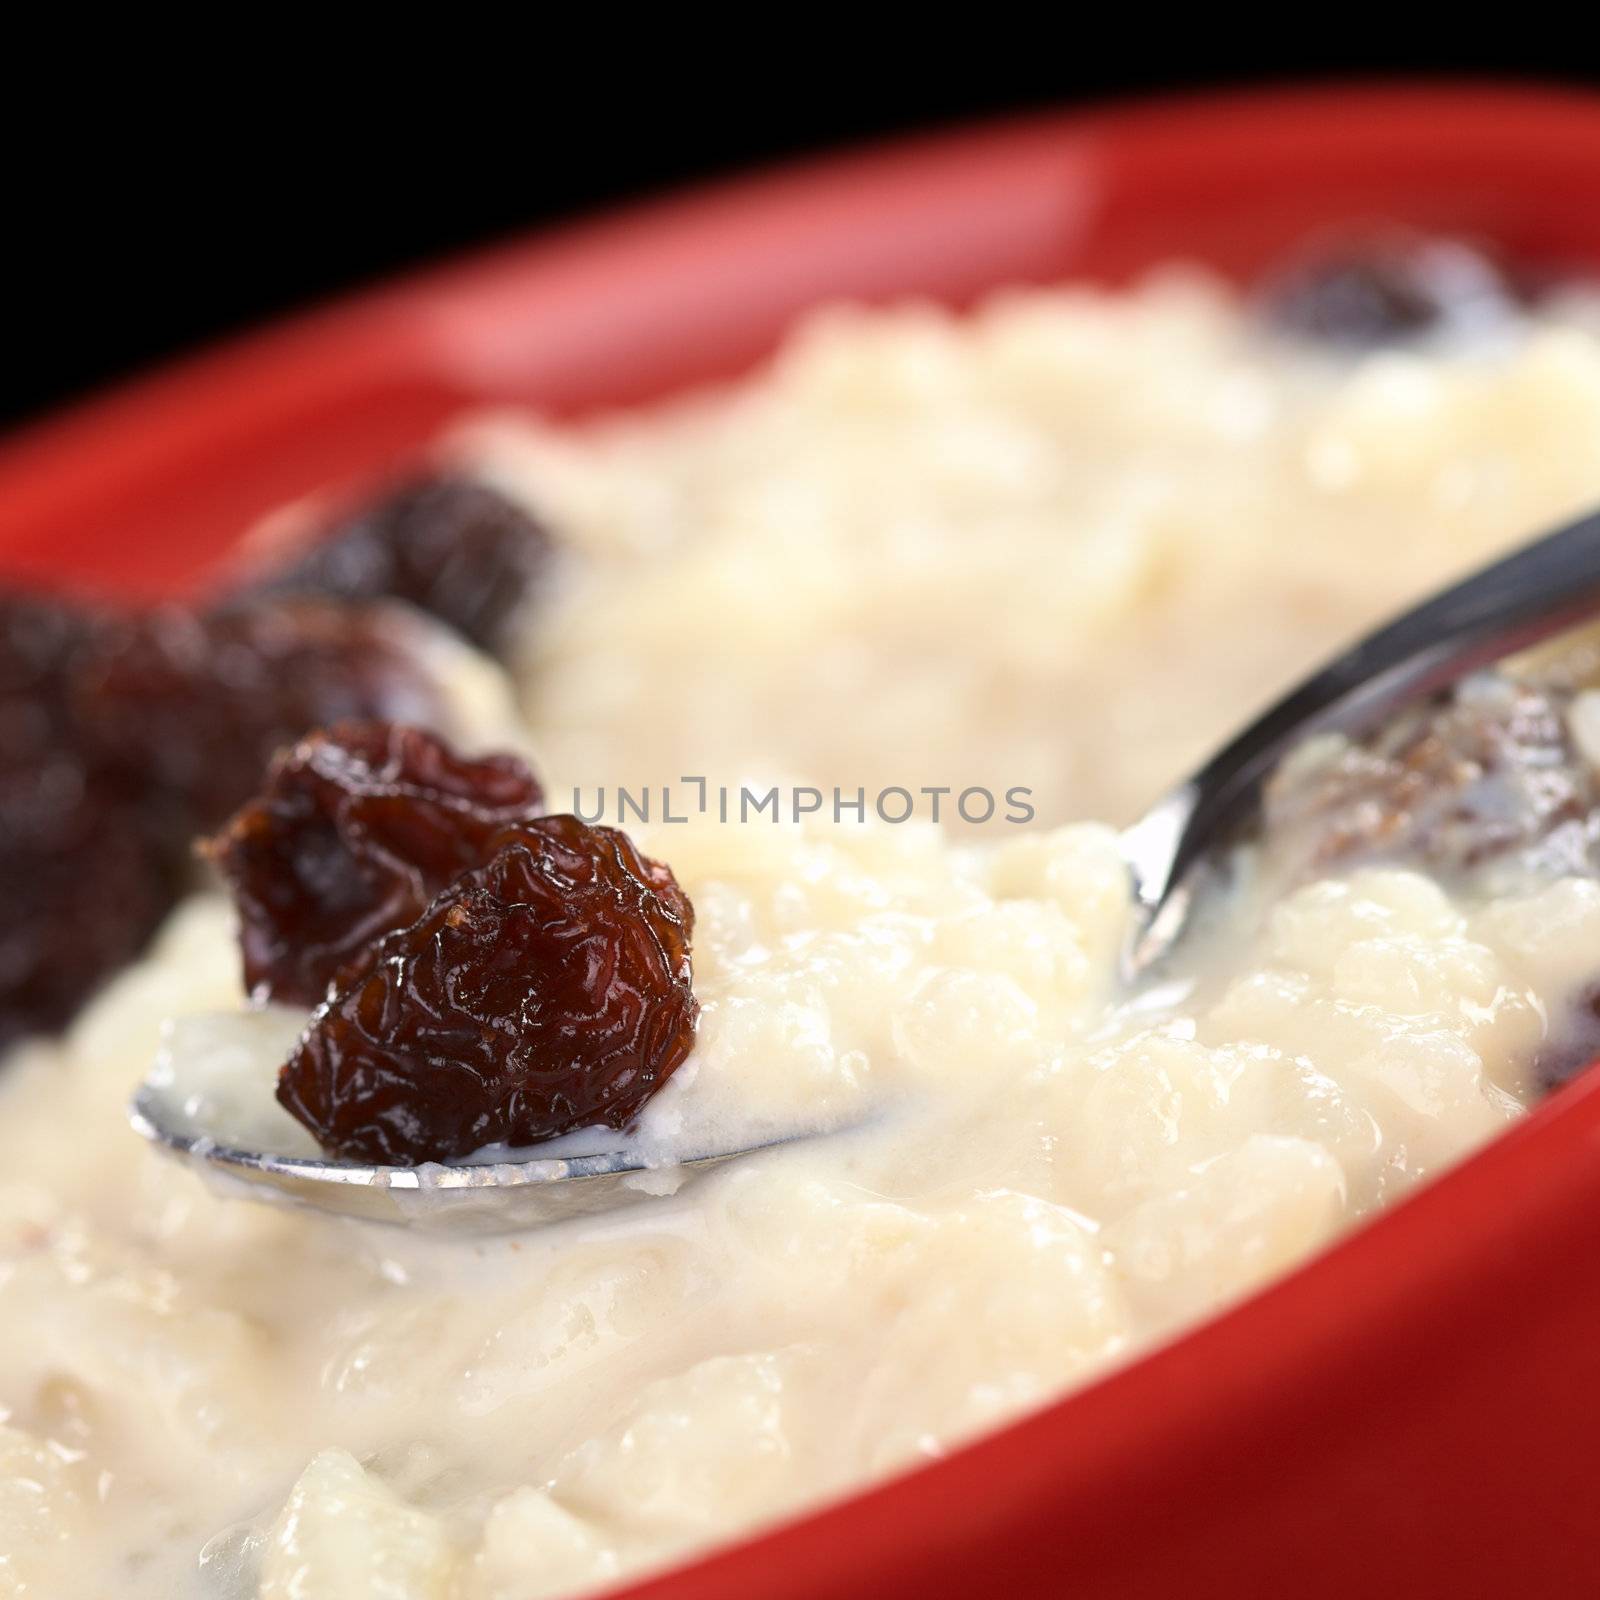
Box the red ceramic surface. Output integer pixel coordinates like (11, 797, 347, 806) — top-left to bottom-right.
(6, 83, 1600, 1598)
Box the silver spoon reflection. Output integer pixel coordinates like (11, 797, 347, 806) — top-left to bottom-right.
(130, 505, 1600, 1231)
(126, 1081, 766, 1233)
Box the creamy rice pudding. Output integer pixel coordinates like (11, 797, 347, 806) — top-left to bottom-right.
(6, 253, 1600, 1598)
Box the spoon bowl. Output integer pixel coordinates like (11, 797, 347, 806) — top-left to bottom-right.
(128, 1078, 765, 1233)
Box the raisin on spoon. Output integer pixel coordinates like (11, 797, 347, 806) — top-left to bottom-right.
(203, 722, 545, 1006)
(278, 816, 698, 1165)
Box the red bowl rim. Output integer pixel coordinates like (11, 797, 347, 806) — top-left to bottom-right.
(10, 78, 1600, 600)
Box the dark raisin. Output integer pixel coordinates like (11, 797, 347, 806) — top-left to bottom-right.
(238, 476, 551, 655)
(278, 815, 697, 1164)
(1261, 232, 1523, 348)
(0, 593, 179, 1050)
(203, 722, 545, 1006)
(72, 598, 448, 839)
(0, 801, 177, 1055)
(1262, 673, 1599, 888)
(0, 593, 97, 799)
(0, 590, 101, 700)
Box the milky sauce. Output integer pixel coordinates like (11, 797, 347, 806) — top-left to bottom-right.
(9, 273, 1600, 1597)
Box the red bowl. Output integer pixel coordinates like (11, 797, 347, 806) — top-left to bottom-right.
(8, 83, 1600, 1598)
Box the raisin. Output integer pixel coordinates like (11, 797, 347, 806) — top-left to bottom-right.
(0, 593, 179, 1051)
(0, 593, 97, 795)
(1262, 673, 1600, 888)
(203, 722, 545, 1006)
(2, 589, 463, 1052)
(0, 590, 100, 701)
(73, 597, 448, 839)
(278, 815, 697, 1164)
(0, 802, 176, 1055)
(239, 476, 551, 655)
(1261, 232, 1523, 348)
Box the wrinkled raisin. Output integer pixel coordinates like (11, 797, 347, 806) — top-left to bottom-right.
(1262, 232, 1523, 348)
(204, 722, 545, 1006)
(73, 598, 448, 839)
(279, 815, 697, 1164)
(0, 593, 179, 1051)
(239, 476, 551, 655)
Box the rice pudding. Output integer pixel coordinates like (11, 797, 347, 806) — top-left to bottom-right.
(7, 257, 1600, 1598)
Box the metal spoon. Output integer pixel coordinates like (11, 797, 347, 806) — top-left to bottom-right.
(1120, 503, 1600, 979)
(126, 1084, 765, 1232)
(130, 505, 1600, 1232)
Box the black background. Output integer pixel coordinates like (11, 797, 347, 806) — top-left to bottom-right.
(6, 51, 1598, 430)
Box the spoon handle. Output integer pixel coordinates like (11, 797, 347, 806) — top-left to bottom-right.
(1123, 503, 1600, 970)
